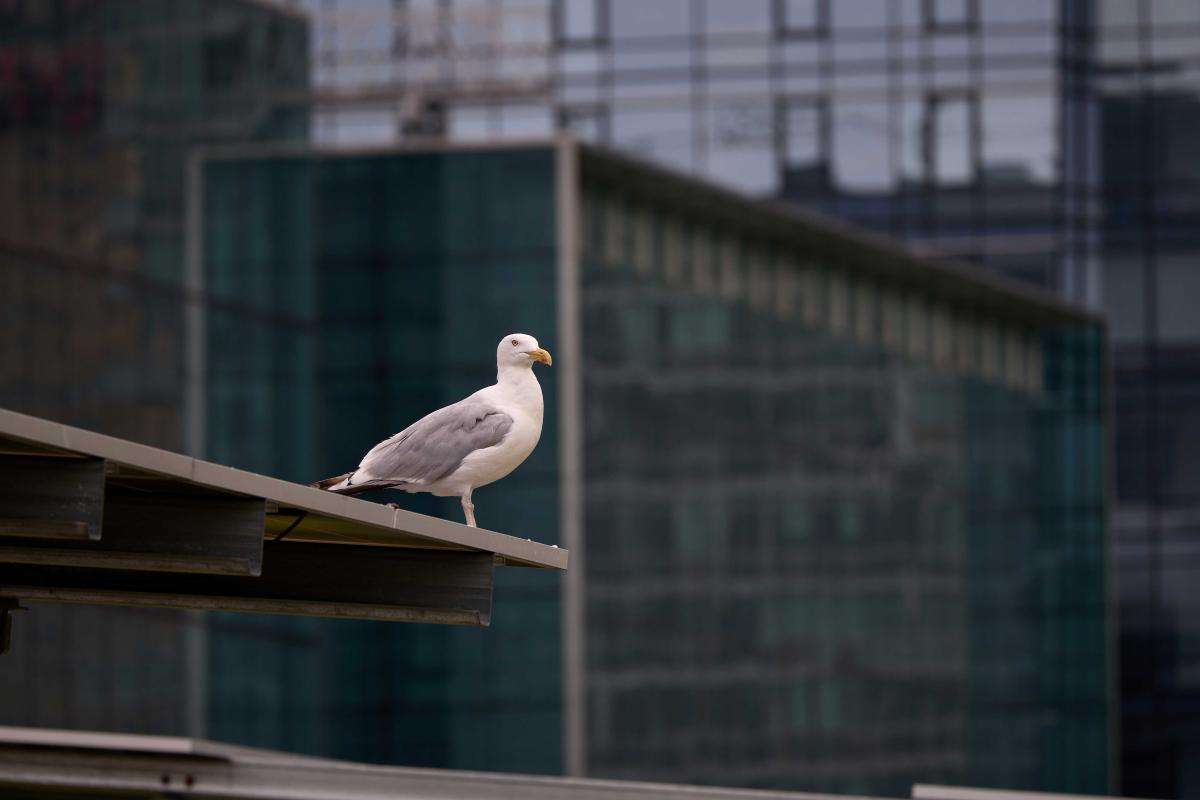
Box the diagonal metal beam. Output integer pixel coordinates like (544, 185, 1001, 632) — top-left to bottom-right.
(0, 543, 494, 626)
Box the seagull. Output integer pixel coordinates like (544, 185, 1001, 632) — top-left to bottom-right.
(312, 333, 552, 527)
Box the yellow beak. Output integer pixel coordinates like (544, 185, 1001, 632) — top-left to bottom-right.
(527, 348, 553, 366)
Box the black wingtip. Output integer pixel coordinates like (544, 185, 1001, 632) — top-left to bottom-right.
(311, 473, 352, 491)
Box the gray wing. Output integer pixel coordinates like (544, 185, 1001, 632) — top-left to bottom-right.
(350, 398, 513, 488)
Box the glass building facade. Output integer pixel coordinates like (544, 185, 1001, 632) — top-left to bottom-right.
(199, 147, 563, 770)
(1096, 5, 1200, 797)
(0, 0, 1155, 790)
(0, 0, 308, 738)
(287, 2, 1200, 794)
(193, 141, 1110, 797)
(576, 148, 1108, 795)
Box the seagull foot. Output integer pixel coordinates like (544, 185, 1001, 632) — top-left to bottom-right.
(387, 502, 401, 510)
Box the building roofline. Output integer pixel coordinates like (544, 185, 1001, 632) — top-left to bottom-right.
(195, 136, 564, 164)
(575, 140, 1104, 330)
(195, 135, 1102, 329)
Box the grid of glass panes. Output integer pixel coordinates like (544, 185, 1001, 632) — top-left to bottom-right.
(579, 182, 1108, 795)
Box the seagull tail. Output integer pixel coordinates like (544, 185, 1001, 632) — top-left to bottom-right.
(310, 472, 374, 495)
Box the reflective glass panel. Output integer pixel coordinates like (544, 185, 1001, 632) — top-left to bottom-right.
(934, 96, 973, 184)
(612, 0, 690, 39)
(562, 0, 598, 40)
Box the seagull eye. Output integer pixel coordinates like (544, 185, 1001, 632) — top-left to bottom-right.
(511, 339, 519, 346)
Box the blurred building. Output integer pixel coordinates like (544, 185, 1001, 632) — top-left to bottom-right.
(0, 0, 1187, 795)
(0, 0, 308, 736)
(0, 0, 308, 445)
(196, 140, 1109, 797)
(273, 2, 1200, 795)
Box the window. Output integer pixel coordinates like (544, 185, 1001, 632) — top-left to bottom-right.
(831, 0, 888, 32)
(932, 306, 953, 367)
(931, 95, 974, 185)
(781, 0, 823, 35)
(828, 273, 848, 334)
(926, 0, 975, 29)
(773, 260, 795, 318)
(854, 281, 877, 345)
(705, 0, 770, 35)
(746, 248, 771, 310)
(906, 296, 928, 358)
(203, 34, 247, 90)
(707, 101, 776, 193)
(781, 100, 823, 169)
(612, 0, 689, 39)
(955, 317, 976, 374)
(832, 101, 893, 191)
(1005, 329, 1025, 388)
(662, 216, 685, 284)
(802, 268, 825, 327)
(560, 0, 599, 42)
(979, 322, 999, 379)
(882, 290, 905, 353)
(613, 107, 695, 174)
(603, 194, 625, 267)
(631, 204, 654, 275)
(719, 235, 741, 300)
(498, 103, 553, 135)
(1025, 336, 1043, 394)
(561, 106, 607, 141)
(982, 93, 1057, 184)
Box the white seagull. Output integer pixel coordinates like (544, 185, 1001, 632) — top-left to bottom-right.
(312, 333, 552, 527)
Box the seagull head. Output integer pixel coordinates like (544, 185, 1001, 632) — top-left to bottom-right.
(497, 333, 552, 369)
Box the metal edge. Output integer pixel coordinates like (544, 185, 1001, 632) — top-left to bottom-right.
(194, 136, 563, 166)
(0, 726, 201, 756)
(0, 409, 567, 571)
(0, 727, 877, 800)
(2, 586, 485, 626)
(912, 785, 1149, 800)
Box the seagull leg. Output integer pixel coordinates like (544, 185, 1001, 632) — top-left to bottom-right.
(461, 492, 477, 528)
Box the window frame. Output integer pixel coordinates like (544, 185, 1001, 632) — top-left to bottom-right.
(925, 91, 979, 187)
(556, 0, 606, 46)
(775, 95, 828, 180)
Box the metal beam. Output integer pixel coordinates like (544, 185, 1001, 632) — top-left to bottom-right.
(0, 599, 22, 656)
(0, 408, 568, 571)
(0, 455, 104, 541)
(0, 493, 265, 576)
(0, 543, 494, 626)
(0, 726, 848, 800)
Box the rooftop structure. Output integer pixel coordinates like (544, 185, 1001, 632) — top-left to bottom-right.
(0, 407, 566, 649)
(0, 726, 1142, 800)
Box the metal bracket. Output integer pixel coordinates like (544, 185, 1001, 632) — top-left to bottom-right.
(0, 493, 265, 576)
(0, 544, 494, 626)
(0, 455, 105, 540)
(0, 597, 27, 655)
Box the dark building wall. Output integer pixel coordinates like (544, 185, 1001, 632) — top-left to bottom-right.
(201, 147, 564, 773)
(0, 0, 309, 448)
(1101, 85, 1200, 799)
(576, 167, 1110, 796)
(0, 0, 308, 738)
